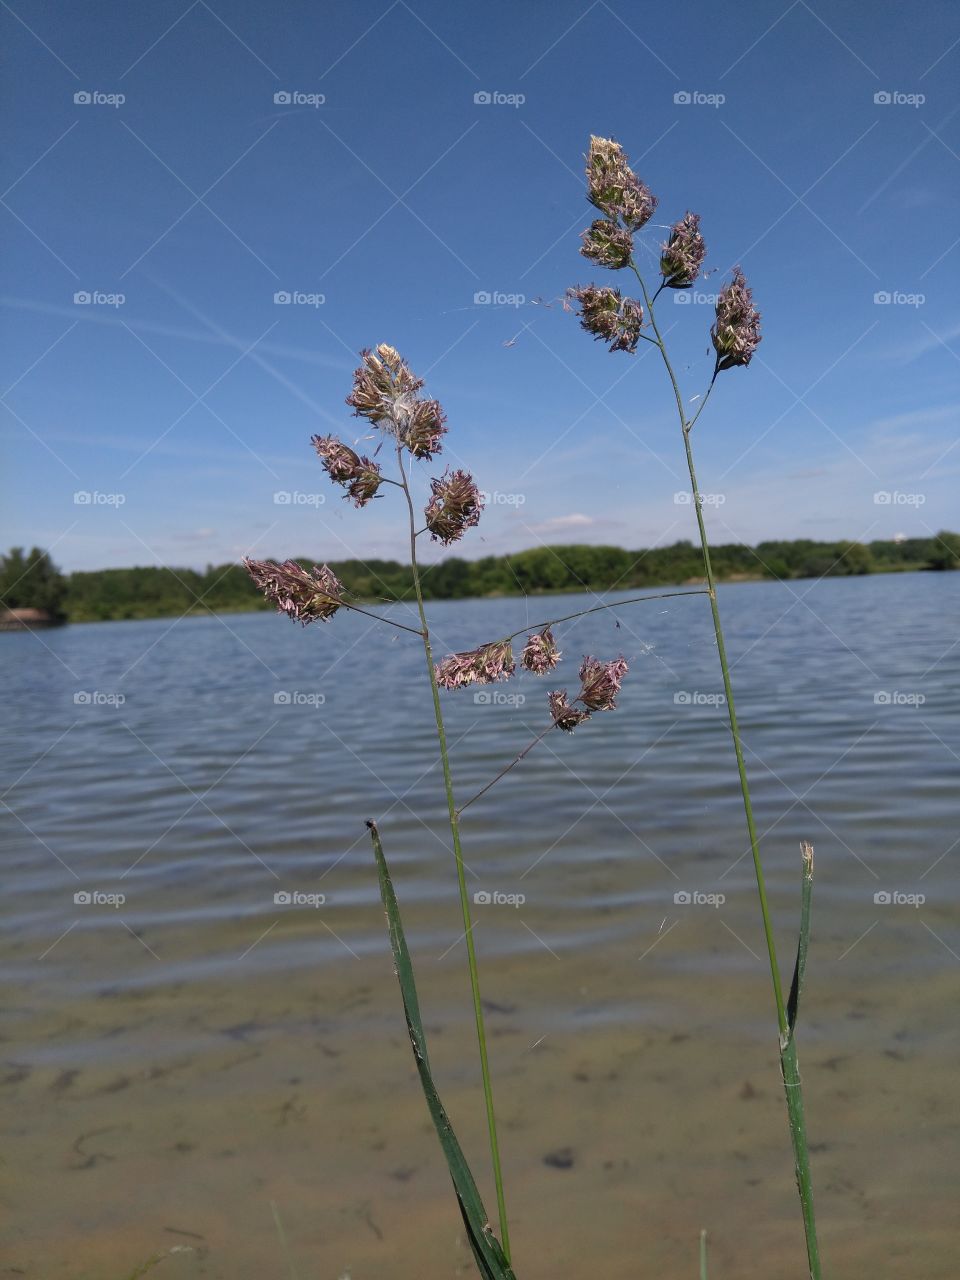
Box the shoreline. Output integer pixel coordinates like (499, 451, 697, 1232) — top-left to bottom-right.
(40, 562, 952, 627)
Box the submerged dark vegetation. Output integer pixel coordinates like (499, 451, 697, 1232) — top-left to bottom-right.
(2, 532, 956, 624)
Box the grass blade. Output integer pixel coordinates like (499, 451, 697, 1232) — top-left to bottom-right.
(366, 820, 517, 1280)
(787, 841, 814, 1035)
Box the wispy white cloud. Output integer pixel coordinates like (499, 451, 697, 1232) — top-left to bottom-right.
(528, 512, 594, 534)
(878, 320, 960, 365)
(0, 296, 353, 370)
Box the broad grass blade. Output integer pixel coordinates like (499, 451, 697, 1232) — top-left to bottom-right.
(367, 821, 516, 1280)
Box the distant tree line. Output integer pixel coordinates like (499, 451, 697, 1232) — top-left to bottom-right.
(3, 533, 953, 624)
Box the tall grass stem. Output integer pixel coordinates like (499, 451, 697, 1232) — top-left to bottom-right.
(631, 264, 822, 1278)
(395, 445, 511, 1260)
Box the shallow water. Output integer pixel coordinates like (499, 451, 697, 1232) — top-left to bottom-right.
(1, 572, 958, 1277)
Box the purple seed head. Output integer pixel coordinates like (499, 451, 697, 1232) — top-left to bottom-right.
(548, 689, 591, 733)
(521, 627, 561, 675)
(424, 469, 483, 545)
(580, 219, 634, 270)
(311, 434, 383, 507)
(242, 557, 344, 625)
(569, 285, 644, 353)
(578, 655, 629, 712)
(660, 212, 706, 289)
(435, 639, 516, 690)
(585, 135, 657, 230)
(711, 268, 762, 370)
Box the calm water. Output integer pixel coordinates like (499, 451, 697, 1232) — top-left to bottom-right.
(1, 573, 958, 1278)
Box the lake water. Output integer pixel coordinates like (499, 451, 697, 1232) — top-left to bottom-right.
(1, 572, 957, 1278)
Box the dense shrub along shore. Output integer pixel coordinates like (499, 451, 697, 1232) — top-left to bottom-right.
(3, 535, 956, 625)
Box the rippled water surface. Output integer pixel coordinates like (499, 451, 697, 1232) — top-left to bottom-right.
(2, 573, 958, 1278)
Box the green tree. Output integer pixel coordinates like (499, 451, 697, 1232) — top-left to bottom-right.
(0, 547, 68, 619)
(926, 531, 960, 571)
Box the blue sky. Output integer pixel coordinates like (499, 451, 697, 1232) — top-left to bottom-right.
(1, 0, 958, 573)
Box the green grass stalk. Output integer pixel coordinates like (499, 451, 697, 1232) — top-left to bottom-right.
(631, 264, 823, 1279)
(395, 444, 511, 1260)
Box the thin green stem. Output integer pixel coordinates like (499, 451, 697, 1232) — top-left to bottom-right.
(394, 445, 511, 1260)
(632, 263, 822, 1278)
(340, 601, 424, 636)
(684, 368, 719, 433)
(457, 695, 591, 817)
(497, 588, 709, 646)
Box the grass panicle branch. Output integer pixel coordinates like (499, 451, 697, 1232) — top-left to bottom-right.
(495, 587, 710, 645)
